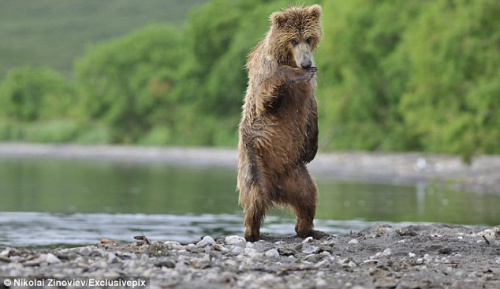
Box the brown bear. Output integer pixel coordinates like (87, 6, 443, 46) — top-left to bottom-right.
(237, 5, 324, 242)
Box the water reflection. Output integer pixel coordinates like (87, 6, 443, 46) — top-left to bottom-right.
(0, 158, 499, 247)
(0, 212, 413, 247)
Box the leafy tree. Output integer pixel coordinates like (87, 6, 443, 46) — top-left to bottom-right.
(398, 0, 500, 161)
(75, 24, 185, 143)
(182, 0, 244, 117)
(316, 0, 427, 151)
(2, 0, 499, 161)
(0, 66, 74, 121)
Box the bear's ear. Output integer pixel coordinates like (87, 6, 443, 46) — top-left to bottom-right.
(307, 4, 322, 21)
(270, 11, 287, 28)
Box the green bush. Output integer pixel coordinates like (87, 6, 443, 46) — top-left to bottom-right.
(23, 120, 81, 143)
(75, 24, 185, 143)
(316, 0, 500, 160)
(397, 0, 500, 161)
(1, 0, 499, 161)
(316, 0, 427, 151)
(0, 66, 74, 121)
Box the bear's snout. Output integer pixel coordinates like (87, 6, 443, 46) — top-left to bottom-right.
(294, 43, 314, 70)
(301, 60, 312, 69)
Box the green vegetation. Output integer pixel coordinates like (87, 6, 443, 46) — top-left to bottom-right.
(1, 0, 499, 161)
(0, 0, 206, 78)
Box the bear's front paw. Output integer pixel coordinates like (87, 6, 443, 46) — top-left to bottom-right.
(290, 66, 318, 84)
(301, 66, 318, 83)
(278, 66, 317, 85)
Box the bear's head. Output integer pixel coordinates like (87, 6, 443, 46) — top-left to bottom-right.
(267, 5, 322, 68)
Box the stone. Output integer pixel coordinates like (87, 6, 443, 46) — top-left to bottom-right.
(382, 248, 392, 256)
(264, 249, 279, 258)
(44, 253, 61, 264)
(302, 245, 320, 254)
(224, 236, 246, 245)
(155, 260, 175, 268)
(197, 236, 215, 248)
(348, 239, 359, 245)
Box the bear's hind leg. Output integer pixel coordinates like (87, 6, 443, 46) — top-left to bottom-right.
(287, 167, 327, 239)
(293, 190, 317, 238)
(242, 186, 269, 242)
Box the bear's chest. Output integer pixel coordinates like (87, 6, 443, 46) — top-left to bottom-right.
(270, 84, 311, 119)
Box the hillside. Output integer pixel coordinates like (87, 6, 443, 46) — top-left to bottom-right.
(0, 0, 207, 79)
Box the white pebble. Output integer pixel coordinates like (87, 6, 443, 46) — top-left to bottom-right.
(348, 239, 359, 245)
(107, 253, 118, 264)
(164, 241, 182, 249)
(302, 237, 314, 243)
(231, 246, 244, 254)
(0, 248, 12, 257)
(44, 253, 61, 264)
(379, 227, 392, 234)
(382, 248, 392, 256)
(315, 279, 327, 287)
(196, 236, 215, 247)
(302, 245, 319, 254)
(245, 248, 262, 259)
(225, 235, 246, 245)
(213, 244, 229, 253)
(408, 252, 416, 258)
(264, 249, 279, 258)
(315, 259, 330, 268)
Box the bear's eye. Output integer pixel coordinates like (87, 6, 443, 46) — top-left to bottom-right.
(290, 39, 299, 46)
(306, 37, 313, 45)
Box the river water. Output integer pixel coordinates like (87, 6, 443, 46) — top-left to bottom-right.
(1, 158, 499, 247)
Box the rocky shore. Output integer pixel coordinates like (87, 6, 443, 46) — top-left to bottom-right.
(1, 224, 499, 289)
(1, 144, 499, 288)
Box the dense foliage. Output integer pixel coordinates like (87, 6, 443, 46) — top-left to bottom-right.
(1, 0, 499, 160)
(0, 0, 206, 78)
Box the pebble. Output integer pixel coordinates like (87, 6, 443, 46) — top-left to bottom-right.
(302, 237, 314, 243)
(302, 244, 320, 254)
(348, 239, 359, 245)
(44, 253, 61, 264)
(264, 249, 279, 258)
(315, 278, 327, 287)
(78, 246, 91, 256)
(225, 235, 246, 245)
(378, 227, 393, 234)
(196, 236, 215, 247)
(230, 246, 244, 255)
(164, 241, 182, 249)
(382, 248, 392, 256)
(0, 248, 13, 257)
(0, 224, 498, 289)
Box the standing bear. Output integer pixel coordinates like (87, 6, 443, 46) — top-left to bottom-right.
(238, 5, 324, 242)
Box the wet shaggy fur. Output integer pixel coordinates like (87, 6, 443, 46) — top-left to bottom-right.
(237, 5, 324, 242)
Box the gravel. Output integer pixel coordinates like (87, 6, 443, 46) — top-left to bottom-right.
(1, 224, 499, 288)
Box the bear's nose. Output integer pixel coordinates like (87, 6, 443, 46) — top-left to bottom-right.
(301, 60, 312, 69)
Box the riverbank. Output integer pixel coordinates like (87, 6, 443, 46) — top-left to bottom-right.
(1, 143, 500, 194)
(1, 144, 500, 288)
(1, 224, 499, 289)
